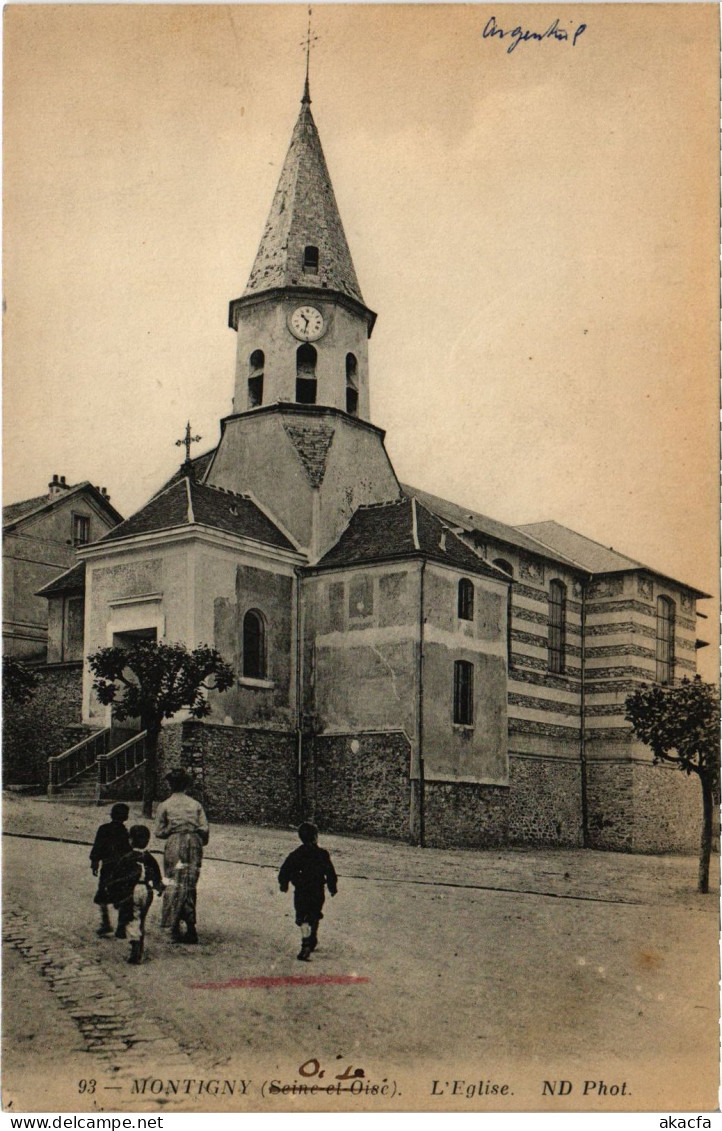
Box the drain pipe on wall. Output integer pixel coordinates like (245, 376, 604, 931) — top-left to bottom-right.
(416, 559, 427, 848)
(294, 566, 304, 817)
(580, 575, 590, 847)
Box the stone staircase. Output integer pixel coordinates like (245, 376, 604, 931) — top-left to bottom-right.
(45, 763, 101, 804)
(47, 728, 147, 804)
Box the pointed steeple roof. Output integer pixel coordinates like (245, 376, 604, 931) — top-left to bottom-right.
(243, 89, 365, 305)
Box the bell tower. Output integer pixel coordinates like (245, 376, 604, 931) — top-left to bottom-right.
(228, 81, 376, 420)
(207, 73, 400, 559)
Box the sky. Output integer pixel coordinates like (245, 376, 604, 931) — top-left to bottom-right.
(3, 4, 719, 674)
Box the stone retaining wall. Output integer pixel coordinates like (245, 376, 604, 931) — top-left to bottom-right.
(3, 663, 83, 787)
(178, 721, 298, 827)
(310, 731, 411, 840)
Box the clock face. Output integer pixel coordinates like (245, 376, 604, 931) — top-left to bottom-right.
(289, 306, 325, 341)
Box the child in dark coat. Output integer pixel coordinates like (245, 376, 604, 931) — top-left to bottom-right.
(90, 803, 130, 937)
(278, 822, 338, 961)
(104, 825, 164, 964)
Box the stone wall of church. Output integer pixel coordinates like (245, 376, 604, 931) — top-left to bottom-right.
(3, 662, 83, 787)
(309, 730, 411, 841)
(421, 757, 583, 849)
(507, 755, 583, 846)
(176, 720, 298, 828)
(422, 781, 508, 848)
(585, 756, 701, 854)
(629, 761, 701, 854)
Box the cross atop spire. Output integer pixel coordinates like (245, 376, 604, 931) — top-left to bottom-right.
(175, 422, 202, 474)
(301, 7, 318, 104)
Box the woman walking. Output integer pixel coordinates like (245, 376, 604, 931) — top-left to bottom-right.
(154, 769, 209, 944)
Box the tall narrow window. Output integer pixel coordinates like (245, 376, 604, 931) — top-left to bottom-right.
(457, 578, 474, 621)
(248, 349, 264, 408)
(72, 514, 90, 546)
(303, 245, 319, 273)
(548, 580, 566, 674)
(346, 353, 359, 415)
(656, 596, 675, 684)
(296, 344, 317, 404)
(494, 559, 514, 669)
(243, 610, 266, 679)
(453, 660, 474, 725)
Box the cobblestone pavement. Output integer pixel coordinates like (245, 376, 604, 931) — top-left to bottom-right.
(3, 906, 208, 1112)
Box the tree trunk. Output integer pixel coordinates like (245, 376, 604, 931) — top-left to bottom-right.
(698, 773, 714, 895)
(142, 723, 160, 819)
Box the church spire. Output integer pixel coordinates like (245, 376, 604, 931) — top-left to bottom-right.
(241, 83, 365, 305)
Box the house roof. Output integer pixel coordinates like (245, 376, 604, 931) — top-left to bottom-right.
(401, 484, 582, 570)
(3, 492, 51, 525)
(3, 481, 123, 531)
(516, 520, 710, 597)
(98, 478, 296, 552)
(36, 561, 86, 598)
(315, 497, 510, 580)
(241, 89, 365, 306)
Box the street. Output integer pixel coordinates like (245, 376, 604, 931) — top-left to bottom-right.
(2, 795, 719, 1113)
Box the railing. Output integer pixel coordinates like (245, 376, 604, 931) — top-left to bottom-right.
(98, 731, 147, 789)
(48, 728, 111, 794)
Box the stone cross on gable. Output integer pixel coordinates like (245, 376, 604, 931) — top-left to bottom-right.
(176, 422, 202, 466)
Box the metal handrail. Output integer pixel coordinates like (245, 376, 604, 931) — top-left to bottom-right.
(48, 728, 111, 792)
(97, 731, 147, 787)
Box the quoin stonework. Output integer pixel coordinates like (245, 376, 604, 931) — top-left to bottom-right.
(22, 78, 708, 852)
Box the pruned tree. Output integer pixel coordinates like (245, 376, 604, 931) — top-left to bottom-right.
(88, 640, 235, 817)
(625, 676, 720, 893)
(3, 657, 40, 707)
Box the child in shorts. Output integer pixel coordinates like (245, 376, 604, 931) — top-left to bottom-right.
(278, 822, 338, 961)
(105, 825, 164, 964)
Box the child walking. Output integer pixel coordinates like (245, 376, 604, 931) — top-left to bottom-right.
(105, 825, 164, 964)
(90, 803, 130, 937)
(278, 822, 338, 961)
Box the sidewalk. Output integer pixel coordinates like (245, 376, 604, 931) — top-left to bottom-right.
(4, 791, 716, 912)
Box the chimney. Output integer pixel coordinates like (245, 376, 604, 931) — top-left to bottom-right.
(48, 474, 70, 499)
(95, 485, 111, 501)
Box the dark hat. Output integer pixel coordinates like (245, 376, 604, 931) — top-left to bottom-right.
(166, 768, 191, 791)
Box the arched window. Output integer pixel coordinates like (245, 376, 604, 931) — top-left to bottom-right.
(457, 578, 474, 621)
(453, 660, 474, 725)
(296, 344, 317, 404)
(548, 580, 566, 674)
(303, 245, 319, 273)
(248, 349, 264, 408)
(346, 353, 359, 416)
(243, 610, 266, 679)
(494, 559, 514, 670)
(656, 596, 675, 684)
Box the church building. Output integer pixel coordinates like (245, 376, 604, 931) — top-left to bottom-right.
(44, 79, 708, 853)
